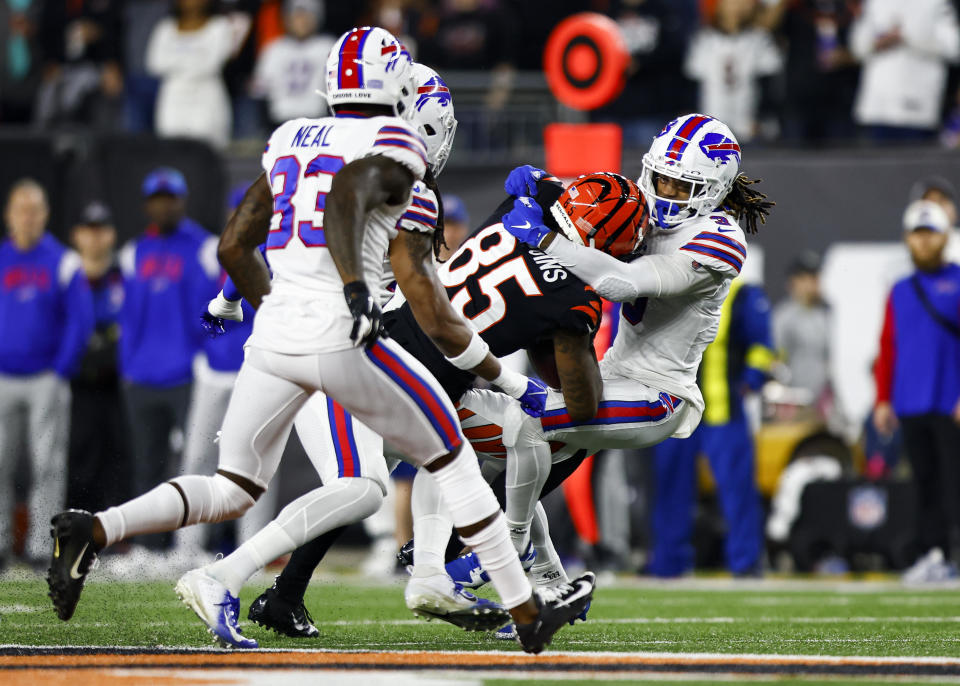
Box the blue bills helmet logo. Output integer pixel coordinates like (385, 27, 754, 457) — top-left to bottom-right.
(699, 132, 741, 165)
(415, 75, 452, 111)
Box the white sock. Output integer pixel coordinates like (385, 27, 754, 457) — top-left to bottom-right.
(507, 518, 531, 556)
(206, 478, 382, 595)
(461, 512, 532, 609)
(411, 469, 452, 576)
(96, 483, 184, 548)
(206, 521, 295, 595)
(530, 502, 568, 587)
(505, 440, 551, 555)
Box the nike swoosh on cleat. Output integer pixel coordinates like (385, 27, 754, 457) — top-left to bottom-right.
(512, 221, 532, 229)
(69, 543, 89, 580)
(54, 537, 60, 559)
(555, 580, 593, 609)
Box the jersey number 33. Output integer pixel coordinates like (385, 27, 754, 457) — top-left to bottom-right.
(267, 154, 345, 250)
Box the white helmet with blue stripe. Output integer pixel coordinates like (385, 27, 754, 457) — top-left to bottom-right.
(639, 113, 741, 229)
(407, 63, 457, 176)
(325, 26, 415, 115)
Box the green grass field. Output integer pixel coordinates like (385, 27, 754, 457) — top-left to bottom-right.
(2, 574, 960, 656)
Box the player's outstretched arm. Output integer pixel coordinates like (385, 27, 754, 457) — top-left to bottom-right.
(389, 228, 548, 417)
(218, 173, 274, 309)
(552, 328, 601, 422)
(552, 240, 725, 302)
(502, 195, 725, 302)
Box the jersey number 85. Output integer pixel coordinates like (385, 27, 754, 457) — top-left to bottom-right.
(438, 224, 542, 333)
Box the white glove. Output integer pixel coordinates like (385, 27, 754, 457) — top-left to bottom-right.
(207, 291, 244, 322)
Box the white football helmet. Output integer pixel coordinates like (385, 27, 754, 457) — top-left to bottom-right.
(325, 26, 415, 115)
(408, 63, 457, 176)
(638, 113, 741, 229)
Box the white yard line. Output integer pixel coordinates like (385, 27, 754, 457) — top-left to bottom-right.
(12, 614, 960, 630)
(4, 645, 960, 664)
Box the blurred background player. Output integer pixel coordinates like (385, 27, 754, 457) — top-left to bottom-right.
(649, 278, 774, 578)
(435, 194, 470, 262)
(66, 201, 130, 516)
(117, 167, 220, 552)
(773, 251, 832, 409)
(0, 179, 93, 571)
(873, 199, 960, 583)
(251, 0, 335, 129)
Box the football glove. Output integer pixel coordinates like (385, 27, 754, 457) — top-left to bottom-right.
(494, 366, 549, 418)
(200, 312, 226, 338)
(502, 196, 550, 248)
(517, 376, 549, 418)
(504, 164, 547, 197)
(343, 280, 386, 349)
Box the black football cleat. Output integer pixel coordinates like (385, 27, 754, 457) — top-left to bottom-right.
(396, 538, 414, 571)
(47, 509, 100, 621)
(515, 571, 595, 655)
(248, 582, 319, 638)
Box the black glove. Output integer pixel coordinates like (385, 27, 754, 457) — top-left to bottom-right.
(343, 280, 386, 349)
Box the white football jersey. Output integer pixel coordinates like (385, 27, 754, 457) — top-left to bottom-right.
(600, 211, 747, 435)
(250, 114, 428, 354)
(379, 180, 439, 307)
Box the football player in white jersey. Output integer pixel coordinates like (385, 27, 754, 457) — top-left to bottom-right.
(455, 113, 773, 584)
(47, 27, 593, 654)
(202, 62, 515, 638)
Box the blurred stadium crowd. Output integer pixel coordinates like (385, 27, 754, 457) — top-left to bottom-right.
(2, 0, 960, 147)
(1, 0, 959, 586)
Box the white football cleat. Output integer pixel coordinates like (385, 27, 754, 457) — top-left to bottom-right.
(405, 572, 510, 632)
(175, 568, 258, 649)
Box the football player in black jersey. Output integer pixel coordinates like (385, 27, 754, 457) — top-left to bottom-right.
(247, 170, 649, 638)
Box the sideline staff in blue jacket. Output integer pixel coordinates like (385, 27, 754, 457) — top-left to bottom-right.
(874, 199, 960, 579)
(117, 167, 219, 549)
(0, 179, 94, 568)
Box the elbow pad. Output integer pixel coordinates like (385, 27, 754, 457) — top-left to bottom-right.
(592, 275, 643, 302)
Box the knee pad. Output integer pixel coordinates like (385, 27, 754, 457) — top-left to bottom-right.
(168, 473, 256, 527)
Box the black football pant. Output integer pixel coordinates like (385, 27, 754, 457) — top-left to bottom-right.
(900, 413, 960, 562)
(67, 383, 132, 513)
(274, 450, 589, 604)
(123, 382, 191, 550)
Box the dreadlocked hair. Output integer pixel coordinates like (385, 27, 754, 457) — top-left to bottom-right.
(721, 174, 774, 235)
(422, 170, 448, 260)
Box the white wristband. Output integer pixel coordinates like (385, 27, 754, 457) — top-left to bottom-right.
(208, 291, 244, 322)
(492, 366, 528, 399)
(445, 330, 490, 371)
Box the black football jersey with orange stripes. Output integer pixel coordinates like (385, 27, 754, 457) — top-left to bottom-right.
(386, 184, 602, 401)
